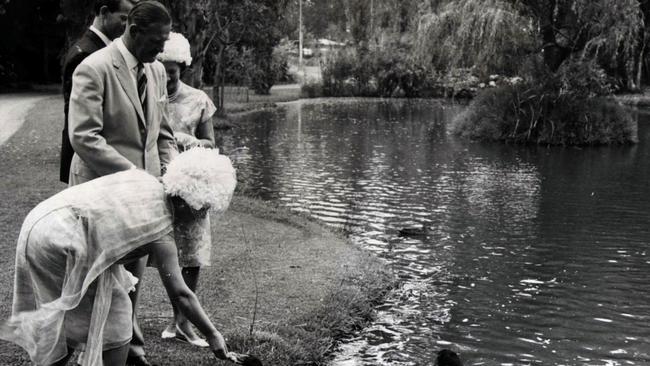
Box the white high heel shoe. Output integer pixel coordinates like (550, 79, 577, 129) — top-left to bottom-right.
(174, 324, 209, 348)
(161, 327, 176, 339)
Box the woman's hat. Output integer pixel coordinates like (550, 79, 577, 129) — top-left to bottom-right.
(162, 147, 236, 212)
(157, 31, 193, 66)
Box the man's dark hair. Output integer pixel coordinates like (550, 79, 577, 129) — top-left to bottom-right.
(127, 1, 171, 29)
(93, 0, 123, 15)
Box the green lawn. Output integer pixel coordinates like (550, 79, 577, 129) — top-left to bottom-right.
(0, 95, 393, 365)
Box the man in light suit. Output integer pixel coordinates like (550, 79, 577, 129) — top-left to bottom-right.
(68, 2, 176, 365)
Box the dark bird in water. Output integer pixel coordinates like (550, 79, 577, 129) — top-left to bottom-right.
(398, 225, 429, 237)
(436, 349, 463, 366)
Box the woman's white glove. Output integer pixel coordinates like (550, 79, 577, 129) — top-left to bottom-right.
(175, 131, 201, 149)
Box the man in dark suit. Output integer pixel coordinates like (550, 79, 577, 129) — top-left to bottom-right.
(60, 0, 135, 183)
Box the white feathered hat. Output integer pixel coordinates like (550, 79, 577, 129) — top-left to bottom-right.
(157, 31, 193, 66)
(162, 147, 236, 212)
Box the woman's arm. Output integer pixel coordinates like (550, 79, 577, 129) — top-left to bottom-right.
(148, 238, 230, 360)
(195, 114, 215, 149)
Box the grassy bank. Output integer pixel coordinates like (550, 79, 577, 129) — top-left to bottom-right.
(0, 95, 394, 365)
(209, 84, 301, 116)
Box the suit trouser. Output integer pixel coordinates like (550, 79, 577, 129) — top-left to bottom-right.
(70, 171, 147, 357)
(124, 257, 147, 357)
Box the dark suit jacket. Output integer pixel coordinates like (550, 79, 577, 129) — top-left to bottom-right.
(60, 30, 106, 183)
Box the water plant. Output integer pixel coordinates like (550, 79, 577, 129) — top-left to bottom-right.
(450, 58, 638, 145)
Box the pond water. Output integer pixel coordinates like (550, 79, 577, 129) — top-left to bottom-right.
(218, 99, 650, 366)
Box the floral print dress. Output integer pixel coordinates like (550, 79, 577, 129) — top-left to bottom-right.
(168, 81, 217, 267)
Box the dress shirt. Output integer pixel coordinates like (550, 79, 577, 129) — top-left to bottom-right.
(115, 37, 140, 91)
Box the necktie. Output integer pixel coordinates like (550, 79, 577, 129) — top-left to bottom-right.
(137, 63, 147, 115)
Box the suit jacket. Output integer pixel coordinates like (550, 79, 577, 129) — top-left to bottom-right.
(68, 41, 177, 184)
(60, 30, 106, 183)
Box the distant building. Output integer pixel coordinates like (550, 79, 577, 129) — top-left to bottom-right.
(316, 38, 345, 54)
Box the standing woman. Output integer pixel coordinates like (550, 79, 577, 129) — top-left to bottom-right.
(156, 32, 218, 347)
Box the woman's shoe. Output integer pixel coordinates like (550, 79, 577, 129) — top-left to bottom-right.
(161, 326, 176, 339)
(175, 324, 209, 348)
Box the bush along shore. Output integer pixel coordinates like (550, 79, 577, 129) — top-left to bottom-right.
(450, 59, 638, 146)
(0, 95, 396, 366)
(298, 48, 639, 146)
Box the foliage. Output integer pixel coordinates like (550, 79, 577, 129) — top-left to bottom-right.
(0, 0, 65, 84)
(201, 0, 288, 98)
(160, 0, 213, 87)
(321, 48, 371, 96)
(300, 79, 323, 98)
(59, 0, 94, 45)
(573, 0, 643, 89)
(374, 46, 431, 97)
(451, 58, 637, 145)
(320, 43, 439, 98)
(416, 0, 645, 88)
(249, 46, 290, 94)
(0, 54, 17, 85)
(416, 0, 536, 77)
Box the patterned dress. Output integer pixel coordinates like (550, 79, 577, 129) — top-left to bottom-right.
(168, 81, 217, 267)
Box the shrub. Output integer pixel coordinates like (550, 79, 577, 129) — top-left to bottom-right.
(374, 50, 432, 97)
(451, 59, 637, 145)
(300, 80, 323, 98)
(321, 48, 362, 96)
(0, 54, 17, 86)
(321, 45, 440, 98)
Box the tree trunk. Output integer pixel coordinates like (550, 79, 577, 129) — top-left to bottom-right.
(213, 45, 225, 113)
(185, 62, 204, 89)
(220, 71, 225, 111)
(635, 33, 645, 90)
(163, 1, 211, 88)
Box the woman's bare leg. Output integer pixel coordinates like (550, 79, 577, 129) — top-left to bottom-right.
(165, 266, 201, 338)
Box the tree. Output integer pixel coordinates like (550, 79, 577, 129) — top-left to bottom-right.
(415, 0, 536, 76)
(59, 0, 94, 46)
(160, 1, 216, 87)
(0, 0, 65, 84)
(415, 0, 645, 89)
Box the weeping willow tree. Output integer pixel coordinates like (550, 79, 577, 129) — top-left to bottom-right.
(416, 0, 536, 76)
(424, 0, 644, 145)
(416, 0, 644, 87)
(570, 0, 644, 89)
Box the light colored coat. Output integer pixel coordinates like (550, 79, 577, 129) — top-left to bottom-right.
(0, 170, 173, 366)
(68, 41, 177, 184)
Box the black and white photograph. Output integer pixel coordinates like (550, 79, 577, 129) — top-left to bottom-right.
(1, 1, 650, 365)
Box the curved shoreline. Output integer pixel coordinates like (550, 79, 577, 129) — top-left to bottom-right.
(0, 95, 395, 365)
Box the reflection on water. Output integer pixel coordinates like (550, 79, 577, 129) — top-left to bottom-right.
(219, 99, 650, 365)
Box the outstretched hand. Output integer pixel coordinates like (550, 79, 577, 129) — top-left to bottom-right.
(224, 352, 263, 366)
(209, 331, 262, 365)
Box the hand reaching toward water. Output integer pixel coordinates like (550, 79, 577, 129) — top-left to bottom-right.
(224, 352, 263, 366)
(209, 333, 263, 365)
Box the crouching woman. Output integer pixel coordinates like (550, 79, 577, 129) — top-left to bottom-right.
(0, 148, 247, 366)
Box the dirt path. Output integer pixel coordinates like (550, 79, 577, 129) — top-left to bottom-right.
(0, 93, 56, 146)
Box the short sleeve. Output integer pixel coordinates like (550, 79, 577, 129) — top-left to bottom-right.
(199, 90, 217, 124)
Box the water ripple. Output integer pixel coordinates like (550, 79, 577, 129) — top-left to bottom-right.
(221, 99, 650, 365)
